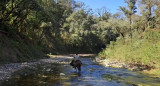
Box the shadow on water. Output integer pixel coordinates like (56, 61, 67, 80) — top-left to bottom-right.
(1, 57, 160, 86)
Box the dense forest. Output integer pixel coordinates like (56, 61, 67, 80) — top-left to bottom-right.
(0, 0, 117, 63)
(0, 0, 160, 73)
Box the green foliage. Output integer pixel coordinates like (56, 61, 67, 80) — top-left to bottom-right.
(1, 0, 160, 66)
(138, 0, 157, 28)
(0, 34, 44, 63)
(155, 1, 160, 29)
(61, 9, 118, 53)
(98, 0, 160, 74)
(99, 30, 160, 68)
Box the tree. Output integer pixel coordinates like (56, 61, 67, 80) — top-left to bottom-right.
(155, 0, 160, 30)
(138, 0, 157, 29)
(96, 7, 111, 21)
(132, 15, 146, 33)
(107, 16, 129, 44)
(120, 0, 137, 42)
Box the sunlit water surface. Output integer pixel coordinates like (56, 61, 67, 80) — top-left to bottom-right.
(1, 57, 160, 86)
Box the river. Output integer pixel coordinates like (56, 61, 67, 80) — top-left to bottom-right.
(1, 56, 160, 86)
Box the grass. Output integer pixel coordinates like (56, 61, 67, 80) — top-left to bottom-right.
(98, 30, 160, 76)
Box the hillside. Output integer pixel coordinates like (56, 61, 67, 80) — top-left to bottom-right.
(0, 33, 45, 63)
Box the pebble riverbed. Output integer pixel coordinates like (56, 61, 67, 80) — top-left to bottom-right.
(0, 56, 73, 81)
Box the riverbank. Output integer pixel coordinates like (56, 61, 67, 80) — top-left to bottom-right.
(0, 56, 73, 82)
(0, 54, 95, 82)
(1, 54, 159, 83)
(2, 55, 160, 86)
(98, 30, 160, 77)
(95, 57, 160, 77)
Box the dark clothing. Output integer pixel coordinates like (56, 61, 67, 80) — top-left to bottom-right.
(70, 59, 82, 72)
(70, 60, 82, 66)
(70, 60, 75, 66)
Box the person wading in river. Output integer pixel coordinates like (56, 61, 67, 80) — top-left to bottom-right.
(70, 54, 82, 72)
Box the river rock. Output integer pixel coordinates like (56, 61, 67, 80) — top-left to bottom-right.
(60, 73, 65, 76)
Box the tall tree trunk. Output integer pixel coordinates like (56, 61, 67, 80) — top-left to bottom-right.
(148, 5, 152, 28)
(129, 15, 132, 42)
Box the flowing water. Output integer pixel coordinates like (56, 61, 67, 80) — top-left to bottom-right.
(1, 57, 160, 86)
